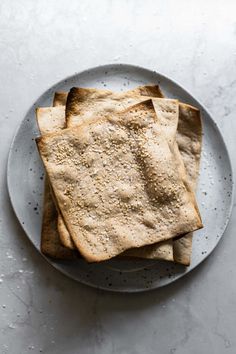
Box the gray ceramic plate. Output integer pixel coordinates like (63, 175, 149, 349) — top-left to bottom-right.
(7, 64, 234, 292)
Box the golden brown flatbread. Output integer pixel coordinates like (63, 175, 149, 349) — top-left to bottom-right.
(37, 100, 202, 262)
(132, 92, 202, 265)
(40, 178, 76, 259)
(59, 86, 177, 260)
(63, 87, 179, 260)
(173, 104, 202, 265)
(37, 87, 175, 260)
(36, 104, 76, 259)
(36, 102, 77, 251)
(66, 86, 165, 128)
(53, 92, 68, 107)
(64, 86, 202, 263)
(38, 86, 202, 264)
(39, 87, 176, 260)
(124, 104, 202, 263)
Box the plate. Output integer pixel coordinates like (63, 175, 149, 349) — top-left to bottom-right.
(7, 64, 234, 292)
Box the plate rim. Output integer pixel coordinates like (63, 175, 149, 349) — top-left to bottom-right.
(7, 63, 235, 293)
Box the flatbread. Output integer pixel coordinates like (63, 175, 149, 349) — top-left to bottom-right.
(173, 104, 202, 265)
(39, 179, 76, 259)
(38, 87, 175, 260)
(132, 92, 202, 265)
(36, 104, 76, 259)
(37, 100, 202, 262)
(53, 92, 68, 107)
(59, 86, 177, 260)
(64, 87, 179, 260)
(55, 86, 202, 265)
(177, 103, 202, 191)
(36, 106, 66, 134)
(124, 104, 202, 262)
(124, 84, 164, 98)
(38, 86, 202, 264)
(37, 87, 175, 260)
(65, 86, 202, 263)
(37, 96, 173, 261)
(66, 86, 165, 128)
(36, 103, 77, 250)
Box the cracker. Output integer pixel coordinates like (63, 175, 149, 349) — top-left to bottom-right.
(59, 86, 176, 260)
(173, 103, 202, 265)
(37, 100, 202, 262)
(36, 103, 76, 259)
(37, 87, 174, 260)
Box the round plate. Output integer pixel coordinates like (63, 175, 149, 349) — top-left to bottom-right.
(7, 64, 234, 292)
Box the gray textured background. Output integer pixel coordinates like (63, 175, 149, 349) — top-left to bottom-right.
(0, 1, 236, 353)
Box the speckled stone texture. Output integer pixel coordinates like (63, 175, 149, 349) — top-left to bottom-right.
(0, 1, 236, 353)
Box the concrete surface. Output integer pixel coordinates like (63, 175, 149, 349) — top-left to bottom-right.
(0, 1, 236, 353)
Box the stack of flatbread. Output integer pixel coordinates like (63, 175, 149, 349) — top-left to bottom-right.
(36, 85, 203, 266)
